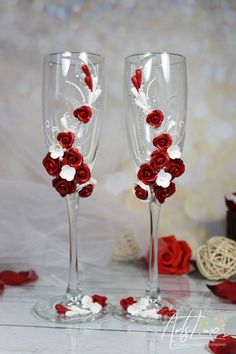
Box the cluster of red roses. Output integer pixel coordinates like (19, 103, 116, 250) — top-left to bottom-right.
(134, 110, 185, 204)
(43, 131, 93, 198)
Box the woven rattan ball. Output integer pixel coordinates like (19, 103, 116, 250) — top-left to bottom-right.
(196, 236, 236, 280)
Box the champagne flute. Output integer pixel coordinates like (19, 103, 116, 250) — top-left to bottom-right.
(116, 52, 191, 323)
(34, 51, 112, 323)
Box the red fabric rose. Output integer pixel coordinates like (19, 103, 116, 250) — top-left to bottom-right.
(150, 150, 169, 171)
(42, 153, 62, 176)
(92, 294, 107, 307)
(52, 177, 76, 197)
(146, 110, 164, 128)
(137, 163, 157, 185)
(64, 148, 83, 167)
(79, 184, 93, 198)
(131, 68, 142, 91)
(153, 182, 176, 204)
(75, 164, 91, 184)
(153, 134, 172, 150)
(166, 158, 185, 178)
(57, 132, 75, 149)
(157, 235, 192, 274)
(134, 184, 148, 200)
(209, 334, 236, 354)
(120, 297, 137, 311)
(73, 105, 92, 123)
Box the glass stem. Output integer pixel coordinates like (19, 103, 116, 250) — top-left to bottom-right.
(64, 193, 82, 304)
(145, 198, 162, 301)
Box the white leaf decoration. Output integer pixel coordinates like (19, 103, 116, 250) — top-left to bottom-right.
(134, 99, 147, 110)
(61, 116, 69, 130)
(131, 87, 139, 98)
(143, 57, 152, 82)
(139, 91, 148, 107)
(167, 120, 176, 131)
(92, 75, 98, 91)
(79, 52, 88, 64)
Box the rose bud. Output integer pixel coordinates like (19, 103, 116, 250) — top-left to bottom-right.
(153, 182, 176, 204)
(146, 109, 164, 128)
(153, 133, 172, 150)
(137, 163, 157, 185)
(73, 105, 92, 123)
(79, 184, 94, 198)
(42, 153, 62, 176)
(75, 164, 91, 184)
(63, 148, 83, 167)
(52, 177, 76, 197)
(165, 158, 185, 178)
(57, 132, 75, 149)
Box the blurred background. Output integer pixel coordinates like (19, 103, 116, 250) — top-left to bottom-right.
(0, 0, 235, 267)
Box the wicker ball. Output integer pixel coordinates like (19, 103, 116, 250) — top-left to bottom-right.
(196, 236, 236, 280)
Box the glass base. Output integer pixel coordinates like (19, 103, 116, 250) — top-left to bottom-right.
(114, 296, 192, 325)
(33, 295, 113, 324)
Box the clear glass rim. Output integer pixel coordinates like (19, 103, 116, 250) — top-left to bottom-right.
(125, 52, 186, 65)
(45, 51, 105, 64)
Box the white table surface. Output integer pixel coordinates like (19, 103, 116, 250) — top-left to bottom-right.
(0, 262, 235, 354)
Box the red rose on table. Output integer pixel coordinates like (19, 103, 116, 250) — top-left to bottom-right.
(75, 164, 91, 184)
(150, 150, 169, 171)
(153, 134, 172, 150)
(64, 148, 83, 167)
(154, 235, 192, 274)
(52, 177, 76, 197)
(73, 105, 92, 123)
(166, 159, 185, 178)
(57, 132, 75, 149)
(120, 297, 137, 311)
(42, 153, 62, 176)
(134, 184, 149, 200)
(146, 110, 164, 128)
(153, 182, 176, 204)
(137, 163, 157, 185)
(79, 184, 93, 198)
(92, 294, 107, 307)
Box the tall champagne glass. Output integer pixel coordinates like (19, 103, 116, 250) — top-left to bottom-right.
(116, 52, 191, 323)
(34, 51, 112, 323)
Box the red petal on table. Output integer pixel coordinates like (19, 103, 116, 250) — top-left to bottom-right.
(0, 270, 38, 286)
(55, 304, 69, 315)
(0, 282, 4, 294)
(209, 334, 236, 354)
(207, 280, 236, 303)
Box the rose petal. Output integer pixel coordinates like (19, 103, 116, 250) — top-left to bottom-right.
(207, 280, 236, 303)
(0, 282, 5, 294)
(55, 304, 69, 315)
(209, 334, 236, 354)
(0, 270, 38, 286)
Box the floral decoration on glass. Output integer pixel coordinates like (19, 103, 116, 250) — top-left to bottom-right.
(115, 53, 190, 324)
(42, 52, 101, 198)
(131, 66, 185, 204)
(35, 52, 112, 323)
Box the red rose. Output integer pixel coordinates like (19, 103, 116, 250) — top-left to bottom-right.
(52, 177, 76, 197)
(137, 163, 157, 185)
(147, 235, 191, 275)
(153, 182, 176, 204)
(153, 134, 172, 150)
(120, 297, 137, 311)
(150, 150, 169, 171)
(57, 132, 75, 149)
(42, 153, 62, 176)
(92, 294, 107, 307)
(73, 105, 92, 123)
(64, 148, 83, 167)
(75, 164, 91, 184)
(146, 110, 164, 128)
(79, 184, 93, 198)
(166, 158, 185, 178)
(134, 184, 148, 200)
